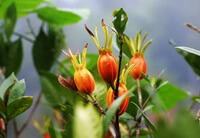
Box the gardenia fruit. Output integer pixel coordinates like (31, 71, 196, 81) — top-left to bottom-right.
(62, 44, 95, 94)
(85, 20, 118, 85)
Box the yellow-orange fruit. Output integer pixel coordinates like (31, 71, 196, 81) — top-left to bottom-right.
(74, 68, 95, 94)
(107, 84, 129, 115)
(97, 52, 118, 84)
(129, 54, 147, 80)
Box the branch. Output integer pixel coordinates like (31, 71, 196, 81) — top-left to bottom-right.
(113, 34, 124, 138)
(26, 18, 36, 38)
(184, 23, 200, 33)
(16, 92, 42, 137)
(14, 32, 34, 43)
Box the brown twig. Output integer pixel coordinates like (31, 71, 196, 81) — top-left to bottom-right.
(15, 92, 42, 137)
(75, 91, 106, 115)
(184, 23, 200, 33)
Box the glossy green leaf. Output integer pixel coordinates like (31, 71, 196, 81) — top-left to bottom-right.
(176, 46, 200, 56)
(0, 0, 43, 18)
(35, 7, 82, 26)
(169, 40, 200, 77)
(5, 38, 23, 77)
(4, 2, 16, 41)
(0, 73, 17, 100)
(112, 8, 128, 34)
(8, 79, 25, 105)
(103, 89, 133, 133)
(73, 103, 103, 138)
(32, 25, 65, 74)
(92, 74, 107, 109)
(154, 82, 188, 111)
(7, 96, 33, 120)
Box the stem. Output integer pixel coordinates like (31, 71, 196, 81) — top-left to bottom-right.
(136, 79, 142, 138)
(14, 32, 34, 43)
(13, 119, 18, 138)
(184, 23, 200, 33)
(114, 34, 124, 138)
(26, 18, 36, 38)
(15, 92, 42, 137)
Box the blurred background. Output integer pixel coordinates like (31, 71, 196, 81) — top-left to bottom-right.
(9, 0, 200, 137)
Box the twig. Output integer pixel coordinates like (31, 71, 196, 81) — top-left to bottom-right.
(13, 119, 18, 138)
(16, 92, 42, 137)
(114, 34, 124, 138)
(184, 23, 200, 33)
(76, 91, 106, 115)
(14, 32, 34, 43)
(135, 79, 142, 138)
(26, 18, 36, 38)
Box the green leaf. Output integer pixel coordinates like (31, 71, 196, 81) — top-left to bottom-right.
(176, 46, 200, 56)
(40, 71, 76, 106)
(169, 40, 200, 77)
(103, 89, 133, 133)
(0, 73, 17, 100)
(131, 102, 157, 132)
(112, 8, 128, 34)
(8, 79, 25, 105)
(7, 96, 33, 120)
(5, 38, 23, 77)
(0, 0, 43, 18)
(0, 98, 6, 114)
(48, 121, 62, 138)
(154, 82, 188, 111)
(0, 33, 6, 67)
(32, 25, 65, 74)
(34, 7, 82, 26)
(92, 74, 107, 109)
(4, 2, 16, 41)
(73, 103, 103, 138)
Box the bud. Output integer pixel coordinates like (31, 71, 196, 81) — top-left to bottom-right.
(106, 84, 129, 115)
(62, 44, 95, 94)
(0, 118, 5, 132)
(129, 54, 147, 80)
(125, 32, 153, 80)
(74, 68, 95, 94)
(98, 52, 118, 84)
(85, 20, 118, 85)
(43, 133, 51, 138)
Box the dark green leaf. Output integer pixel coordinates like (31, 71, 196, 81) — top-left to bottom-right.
(4, 2, 16, 41)
(7, 96, 33, 120)
(5, 38, 23, 77)
(0, 73, 17, 100)
(35, 7, 82, 26)
(0, 98, 6, 114)
(0, 33, 6, 67)
(33, 25, 65, 74)
(112, 8, 128, 34)
(8, 79, 25, 105)
(48, 120, 62, 138)
(73, 103, 103, 138)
